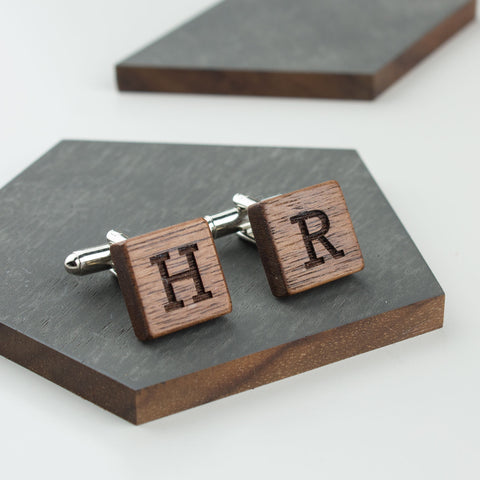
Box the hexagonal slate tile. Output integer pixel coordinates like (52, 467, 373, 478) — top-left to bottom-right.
(0, 141, 444, 423)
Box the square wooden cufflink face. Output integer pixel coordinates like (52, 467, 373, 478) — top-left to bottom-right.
(248, 181, 364, 296)
(110, 218, 231, 340)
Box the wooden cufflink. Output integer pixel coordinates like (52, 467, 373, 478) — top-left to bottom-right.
(64, 195, 256, 341)
(64, 183, 363, 338)
(246, 181, 364, 296)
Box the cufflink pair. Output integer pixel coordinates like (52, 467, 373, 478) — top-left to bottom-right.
(65, 181, 364, 340)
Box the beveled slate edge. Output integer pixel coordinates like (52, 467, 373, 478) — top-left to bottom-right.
(135, 294, 445, 423)
(373, 0, 476, 97)
(116, 66, 375, 100)
(0, 322, 138, 423)
(115, 1, 475, 99)
(0, 294, 444, 425)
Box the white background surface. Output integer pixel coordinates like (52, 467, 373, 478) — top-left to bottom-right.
(1, 1, 479, 479)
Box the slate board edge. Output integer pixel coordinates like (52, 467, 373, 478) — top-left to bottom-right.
(0, 293, 445, 424)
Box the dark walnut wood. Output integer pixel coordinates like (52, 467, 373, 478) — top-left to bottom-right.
(249, 182, 364, 296)
(116, 0, 475, 99)
(0, 141, 445, 424)
(110, 218, 231, 340)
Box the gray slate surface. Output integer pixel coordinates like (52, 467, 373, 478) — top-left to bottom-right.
(120, 0, 468, 74)
(0, 141, 443, 390)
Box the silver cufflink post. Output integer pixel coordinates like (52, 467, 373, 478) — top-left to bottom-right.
(64, 193, 258, 277)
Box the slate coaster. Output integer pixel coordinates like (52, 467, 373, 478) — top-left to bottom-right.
(116, 0, 475, 99)
(0, 141, 444, 424)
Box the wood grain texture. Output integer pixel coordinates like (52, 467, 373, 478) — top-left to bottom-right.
(116, 0, 475, 99)
(0, 141, 445, 425)
(110, 218, 231, 340)
(249, 182, 364, 296)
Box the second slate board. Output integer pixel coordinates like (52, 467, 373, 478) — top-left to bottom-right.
(117, 0, 475, 99)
